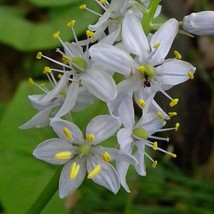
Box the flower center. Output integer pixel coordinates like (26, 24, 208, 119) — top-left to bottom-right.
(132, 127, 149, 139)
(78, 144, 91, 157)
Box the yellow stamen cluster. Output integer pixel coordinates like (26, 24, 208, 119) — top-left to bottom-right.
(36, 52, 42, 59)
(138, 99, 146, 108)
(86, 30, 95, 37)
(63, 127, 72, 140)
(174, 50, 182, 59)
(70, 162, 80, 179)
(153, 42, 161, 49)
(67, 20, 76, 28)
(169, 98, 179, 107)
(79, 4, 86, 10)
(168, 112, 177, 117)
(188, 71, 194, 79)
(86, 133, 95, 143)
(53, 31, 60, 39)
(87, 164, 102, 179)
(157, 111, 164, 119)
(43, 66, 52, 74)
(175, 123, 180, 131)
(55, 151, 72, 160)
(102, 152, 111, 162)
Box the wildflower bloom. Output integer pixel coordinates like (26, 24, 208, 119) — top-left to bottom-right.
(183, 11, 214, 36)
(33, 116, 137, 198)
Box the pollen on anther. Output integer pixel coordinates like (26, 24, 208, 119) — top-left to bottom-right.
(137, 65, 145, 74)
(175, 123, 180, 131)
(79, 4, 86, 10)
(153, 142, 158, 150)
(86, 134, 95, 143)
(99, 0, 106, 4)
(53, 31, 60, 39)
(43, 66, 52, 74)
(174, 50, 182, 59)
(169, 98, 179, 107)
(87, 164, 102, 179)
(55, 151, 72, 160)
(169, 152, 177, 158)
(138, 99, 146, 108)
(188, 71, 194, 79)
(70, 162, 80, 179)
(152, 160, 158, 168)
(63, 127, 72, 140)
(36, 52, 42, 59)
(153, 42, 161, 49)
(28, 78, 34, 85)
(67, 20, 75, 28)
(157, 111, 164, 119)
(102, 152, 111, 162)
(168, 112, 177, 117)
(86, 30, 95, 37)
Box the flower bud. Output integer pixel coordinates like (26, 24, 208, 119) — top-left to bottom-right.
(183, 11, 214, 36)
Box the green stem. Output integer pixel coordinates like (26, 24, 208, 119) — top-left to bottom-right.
(26, 167, 61, 214)
(142, 0, 161, 34)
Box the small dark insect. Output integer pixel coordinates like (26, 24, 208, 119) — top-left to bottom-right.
(143, 74, 151, 87)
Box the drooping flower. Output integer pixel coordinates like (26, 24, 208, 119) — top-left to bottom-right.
(33, 116, 137, 198)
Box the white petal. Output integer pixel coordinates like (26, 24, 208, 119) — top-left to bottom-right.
(55, 82, 79, 118)
(122, 12, 150, 61)
(149, 18, 179, 65)
(118, 95, 135, 128)
(33, 138, 76, 165)
(90, 44, 137, 76)
(117, 128, 133, 152)
(81, 69, 117, 102)
(155, 59, 196, 86)
(133, 148, 146, 176)
(87, 156, 120, 194)
(59, 158, 86, 198)
(50, 118, 84, 143)
(86, 115, 121, 144)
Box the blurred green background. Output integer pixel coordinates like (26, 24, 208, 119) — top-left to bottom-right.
(0, 0, 214, 213)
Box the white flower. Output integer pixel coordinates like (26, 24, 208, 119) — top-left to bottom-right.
(33, 116, 137, 198)
(183, 11, 214, 36)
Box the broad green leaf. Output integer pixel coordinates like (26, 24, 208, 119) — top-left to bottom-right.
(0, 82, 68, 214)
(0, 1, 100, 51)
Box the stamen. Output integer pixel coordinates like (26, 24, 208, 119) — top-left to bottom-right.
(70, 162, 80, 179)
(152, 160, 158, 168)
(28, 78, 49, 93)
(174, 50, 182, 59)
(102, 152, 111, 162)
(79, 4, 102, 16)
(86, 30, 96, 37)
(168, 152, 177, 158)
(175, 123, 180, 131)
(153, 142, 158, 150)
(43, 66, 52, 74)
(157, 111, 164, 119)
(67, 20, 75, 28)
(153, 42, 161, 49)
(188, 71, 194, 79)
(63, 127, 72, 140)
(55, 151, 72, 160)
(86, 134, 96, 143)
(36, 52, 42, 59)
(149, 135, 170, 142)
(168, 112, 177, 117)
(169, 98, 179, 107)
(87, 164, 102, 179)
(28, 78, 34, 85)
(53, 31, 60, 39)
(79, 4, 86, 10)
(138, 99, 146, 108)
(58, 74, 62, 79)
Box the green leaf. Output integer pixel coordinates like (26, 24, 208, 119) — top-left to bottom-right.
(0, 82, 68, 213)
(25, 0, 80, 7)
(0, 1, 100, 51)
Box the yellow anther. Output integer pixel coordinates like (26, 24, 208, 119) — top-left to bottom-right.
(43, 66, 52, 74)
(138, 99, 146, 108)
(153, 42, 161, 49)
(99, 0, 105, 3)
(58, 74, 62, 79)
(70, 162, 80, 179)
(175, 123, 180, 131)
(152, 160, 158, 168)
(87, 164, 102, 179)
(40, 82, 46, 87)
(102, 152, 111, 162)
(169, 98, 179, 107)
(137, 65, 145, 74)
(157, 111, 164, 119)
(169, 152, 177, 158)
(63, 127, 72, 140)
(86, 134, 95, 143)
(53, 31, 60, 39)
(153, 142, 158, 150)
(55, 151, 72, 160)
(79, 4, 86, 10)
(86, 30, 95, 37)
(188, 71, 194, 79)
(168, 112, 177, 117)
(36, 52, 42, 59)
(28, 78, 34, 85)
(62, 55, 73, 62)
(67, 20, 75, 28)
(174, 50, 182, 59)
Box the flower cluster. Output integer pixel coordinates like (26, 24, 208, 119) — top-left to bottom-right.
(21, 0, 214, 198)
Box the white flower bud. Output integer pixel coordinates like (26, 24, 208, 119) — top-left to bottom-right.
(183, 11, 214, 36)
